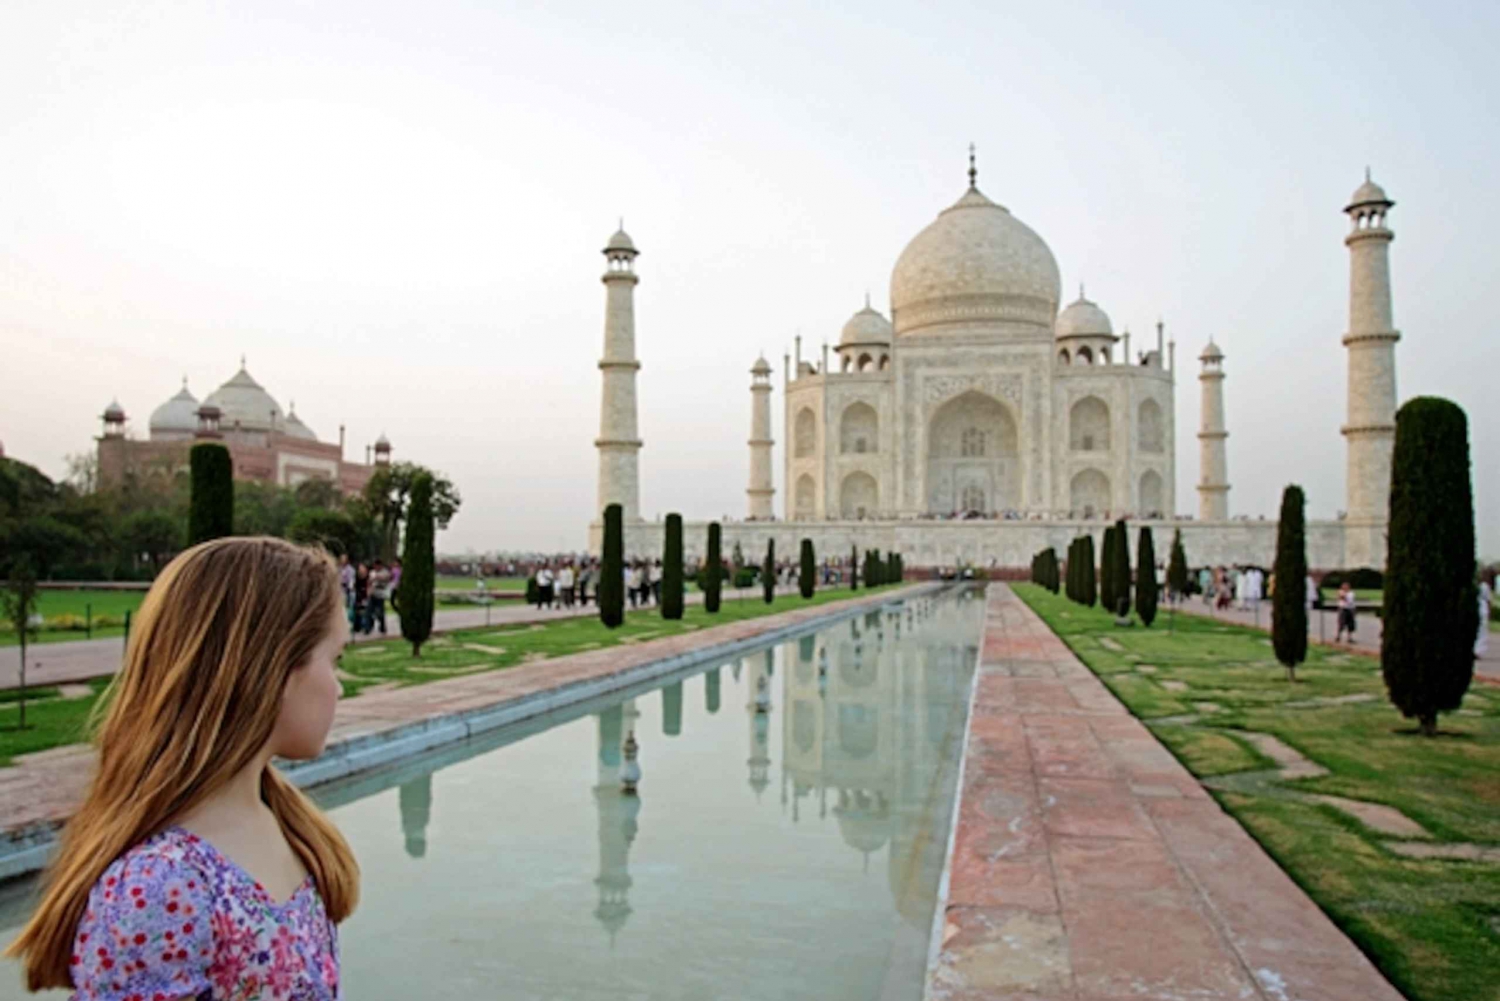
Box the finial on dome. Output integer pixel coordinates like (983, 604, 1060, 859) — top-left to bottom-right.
(967, 143, 977, 189)
(239, 354, 247, 370)
(864, 290, 871, 309)
(1365, 165, 1371, 182)
(1079, 282, 1085, 300)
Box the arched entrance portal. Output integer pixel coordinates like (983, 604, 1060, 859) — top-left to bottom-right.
(925, 391, 1019, 514)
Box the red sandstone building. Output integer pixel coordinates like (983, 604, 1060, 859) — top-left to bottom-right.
(96, 360, 388, 495)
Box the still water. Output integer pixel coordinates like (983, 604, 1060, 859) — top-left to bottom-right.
(0, 589, 983, 1000)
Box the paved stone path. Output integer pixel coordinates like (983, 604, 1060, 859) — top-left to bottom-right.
(0, 584, 908, 859)
(928, 584, 1402, 1001)
(1175, 598, 1500, 683)
(0, 584, 801, 691)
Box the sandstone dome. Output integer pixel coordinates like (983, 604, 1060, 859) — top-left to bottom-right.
(1055, 294, 1114, 340)
(148, 381, 200, 438)
(840, 302, 893, 345)
(889, 185, 1060, 336)
(202, 363, 284, 432)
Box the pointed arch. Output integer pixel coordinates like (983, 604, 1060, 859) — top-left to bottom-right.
(1070, 396, 1111, 452)
(794, 408, 816, 458)
(840, 402, 879, 455)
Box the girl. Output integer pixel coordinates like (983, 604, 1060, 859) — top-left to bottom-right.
(7, 537, 359, 999)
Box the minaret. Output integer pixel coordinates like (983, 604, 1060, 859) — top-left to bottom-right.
(1342, 172, 1400, 567)
(747, 356, 775, 519)
(596, 224, 643, 522)
(1197, 340, 1229, 520)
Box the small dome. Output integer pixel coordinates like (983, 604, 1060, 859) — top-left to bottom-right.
(1200, 339, 1224, 362)
(890, 184, 1060, 336)
(604, 227, 637, 254)
(751, 355, 772, 375)
(840, 302, 893, 346)
(374, 432, 391, 450)
(102, 399, 126, 422)
(1347, 173, 1392, 209)
(148, 381, 199, 437)
(202, 361, 284, 432)
(283, 404, 317, 442)
(1055, 293, 1114, 340)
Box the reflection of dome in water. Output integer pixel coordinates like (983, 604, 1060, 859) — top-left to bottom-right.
(834, 788, 890, 855)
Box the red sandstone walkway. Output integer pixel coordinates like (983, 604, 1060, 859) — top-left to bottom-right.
(0, 584, 912, 858)
(928, 584, 1402, 1001)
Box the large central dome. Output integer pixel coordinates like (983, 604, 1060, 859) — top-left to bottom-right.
(889, 185, 1060, 336)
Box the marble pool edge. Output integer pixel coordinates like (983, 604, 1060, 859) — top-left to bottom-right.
(0, 582, 946, 883)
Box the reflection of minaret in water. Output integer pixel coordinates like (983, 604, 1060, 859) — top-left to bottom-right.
(661, 681, 683, 736)
(705, 667, 721, 714)
(398, 774, 432, 859)
(746, 652, 772, 799)
(593, 704, 641, 946)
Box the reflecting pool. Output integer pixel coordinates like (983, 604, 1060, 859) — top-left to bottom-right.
(0, 588, 984, 1000)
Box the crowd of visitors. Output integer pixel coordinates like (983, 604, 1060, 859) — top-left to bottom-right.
(337, 553, 401, 636)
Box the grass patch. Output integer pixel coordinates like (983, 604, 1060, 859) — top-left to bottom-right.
(0, 680, 111, 766)
(1013, 583, 1500, 1001)
(436, 575, 526, 592)
(0, 589, 146, 647)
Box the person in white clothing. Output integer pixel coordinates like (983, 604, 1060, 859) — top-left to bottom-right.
(1477, 574, 1492, 659)
(557, 563, 576, 609)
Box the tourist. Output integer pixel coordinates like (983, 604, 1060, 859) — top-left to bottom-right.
(577, 561, 593, 607)
(1335, 582, 1357, 643)
(1198, 567, 1213, 606)
(352, 562, 370, 633)
(652, 559, 663, 605)
(557, 561, 575, 609)
(338, 553, 354, 614)
(7, 537, 358, 997)
(367, 560, 391, 636)
(1477, 571, 1492, 659)
(537, 563, 555, 609)
(626, 562, 641, 608)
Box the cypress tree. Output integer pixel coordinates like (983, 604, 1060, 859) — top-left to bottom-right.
(188, 443, 234, 545)
(1082, 535, 1097, 607)
(599, 503, 625, 627)
(1271, 485, 1308, 681)
(704, 522, 722, 614)
(1100, 525, 1117, 614)
(1382, 397, 1477, 736)
(799, 539, 816, 599)
(396, 472, 435, 656)
(1167, 529, 1189, 600)
(850, 543, 859, 590)
(1112, 519, 1132, 617)
(1136, 526, 1158, 627)
(762, 538, 776, 604)
(1066, 540, 1078, 602)
(885, 551, 896, 584)
(661, 513, 684, 620)
(895, 553, 903, 582)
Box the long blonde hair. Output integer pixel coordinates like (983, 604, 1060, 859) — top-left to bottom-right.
(7, 536, 360, 990)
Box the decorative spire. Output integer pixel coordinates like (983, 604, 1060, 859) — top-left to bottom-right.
(1079, 282, 1085, 300)
(864, 290, 871, 309)
(967, 143, 977, 189)
(240, 354, 246, 369)
(1365, 165, 1371, 182)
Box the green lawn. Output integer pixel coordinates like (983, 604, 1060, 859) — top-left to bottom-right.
(341, 583, 904, 697)
(0, 680, 112, 767)
(0, 590, 146, 647)
(1012, 584, 1500, 1001)
(436, 574, 526, 592)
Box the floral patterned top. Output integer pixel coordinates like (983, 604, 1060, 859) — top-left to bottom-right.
(70, 825, 339, 1001)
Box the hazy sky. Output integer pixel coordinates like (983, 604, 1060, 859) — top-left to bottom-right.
(2, 0, 1494, 556)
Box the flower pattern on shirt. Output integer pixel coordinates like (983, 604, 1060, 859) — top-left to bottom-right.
(69, 825, 339, 1001)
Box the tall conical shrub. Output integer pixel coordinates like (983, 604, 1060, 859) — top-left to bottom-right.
(1271, 485, 1308, 681)
(1046, 548, 1060, 593)
(661, 513, 684, 620)
(704, 522, 722, 614)
(599, 503, 625, 628)
(1167, 529, 1189, 600)
(762, 537, 776, 604)
(1100, 525, 1117, 614)
(1066, 540, 1078, 602)
(1111, 519, 1132, 617)
(1081, 535, 1097, 607)
(188, 443, 234, 544)
(850, 543, 859, 590)
(397, 472, 435, 656)
(1136, 526, 1158, 627)
(799, 539, 816, 599)
(1383, 397, 1477, 736)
